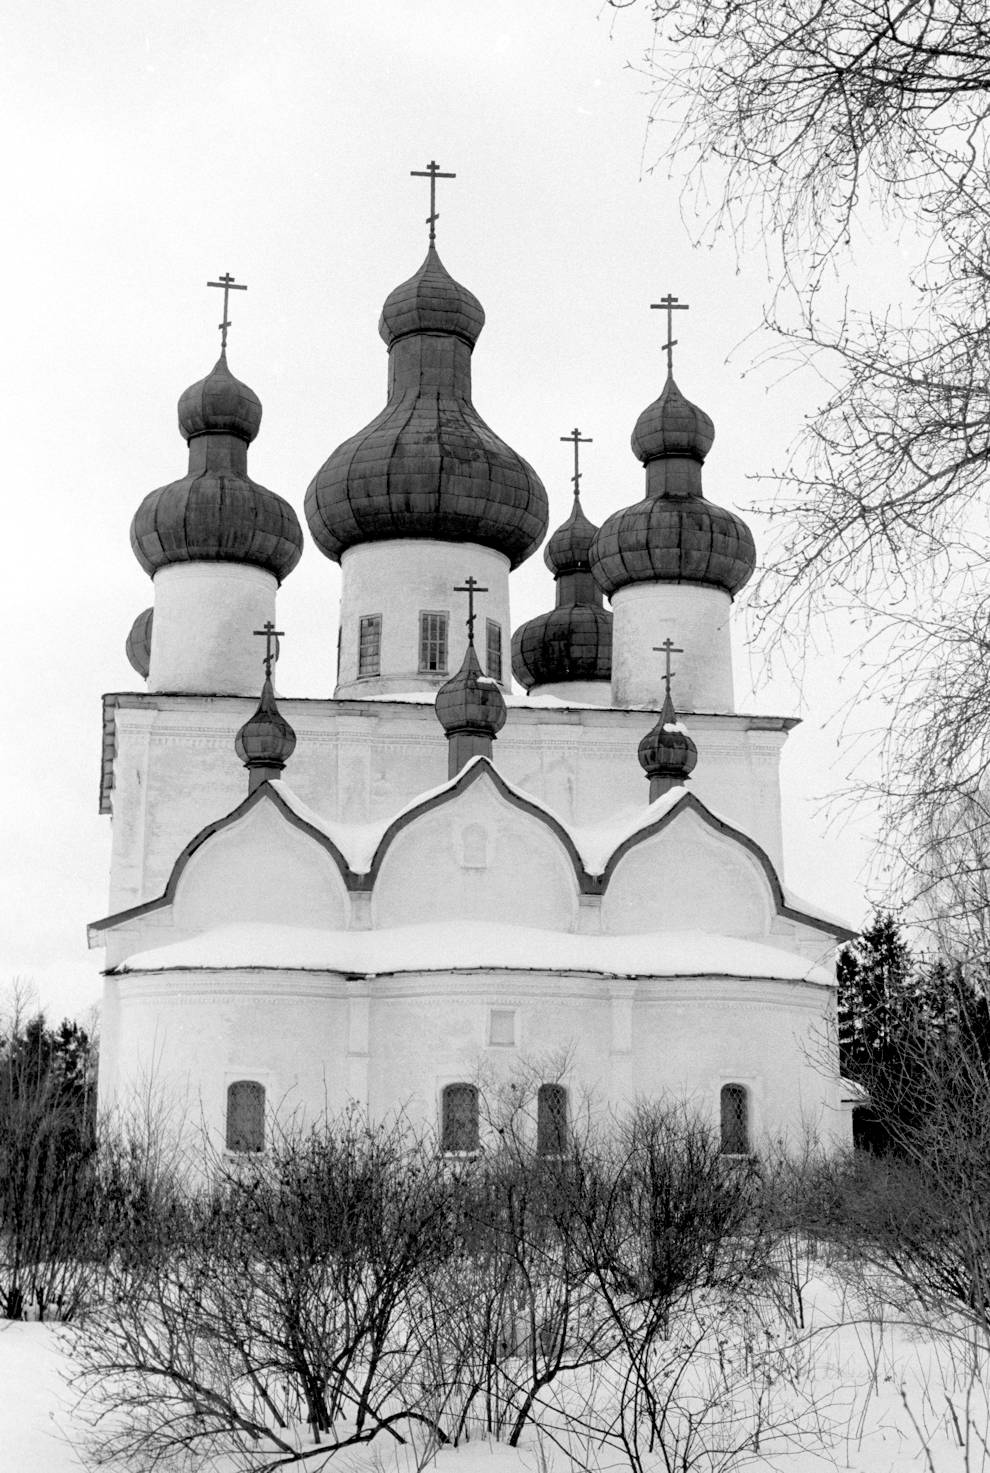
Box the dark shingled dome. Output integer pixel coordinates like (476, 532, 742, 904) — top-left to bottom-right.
(305, 247, 548, 569)
(132, 356, 303, 584)
(589, 372, 756, 600)
(544, 495, 598, 575)
(591, 495, 756, 599)
(631, 375, 714, 465)
(512, 604, 612, 689)
(235, 677, 297, 772)
(638, 690, 699, 784)
(379, 247, 485, 348)
(125, 607, 154, 679)
(435, 642, 507, 738)
(178, 353, 262, 444)
(513, 487, 613, 690)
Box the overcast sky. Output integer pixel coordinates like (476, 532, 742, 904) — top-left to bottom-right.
(3, 1, 886, 1023)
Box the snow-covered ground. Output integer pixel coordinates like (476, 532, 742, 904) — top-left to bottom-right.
(4, 1271, 988, 1473)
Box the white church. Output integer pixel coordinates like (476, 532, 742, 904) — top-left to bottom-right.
(89, 187, 854, 1158)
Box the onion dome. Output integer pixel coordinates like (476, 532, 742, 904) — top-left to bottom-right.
(436, 640, 507, 738)
(589, 373, 756, 599)
(379, 248, 485, 348)
(305, 246, 548, 569)
(125, 607, 153, 678)
(177, 353, 262, 443)
(512, 489, 612, 690)
(235, 677, 297, 792)
(131, 353, 303, 584)
(638, 687, 698, 799)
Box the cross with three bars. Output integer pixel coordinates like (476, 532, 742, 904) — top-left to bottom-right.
(410, 159, 456, 245)
(651, 293, 689, 376)
(207, 272, 247, 352)
(560, 427, 593, 498)
(454, 576, 488, 646)
(253, 621, 284, 681)
(653, 637, 684, 701)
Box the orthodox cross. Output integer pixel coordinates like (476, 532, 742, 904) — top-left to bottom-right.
(207, 272, 247, 352)
(650, 293, 689, 376)
(560, 427, 593, 498)
(454, 576, 488, 646)
(253, 621, 284, 680)
(410, 159, 456, 245)
(653, 637, 684, 700)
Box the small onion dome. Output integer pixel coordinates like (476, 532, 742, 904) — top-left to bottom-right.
(511, 604, 612, 689)
(631, 375, 714, 464)
(435, 641, 507, 739)
(178, 352, 262, 444)
(125, 607, 153, 678)
(235, 677, 297, 776)
(379, 246, 485, 349)
(638, 689, 698, 784)
(589, 373, 756, 600)
(131, 354, 303, 584)
(305, 248, 548, 569)
(544, 494, 598, 575)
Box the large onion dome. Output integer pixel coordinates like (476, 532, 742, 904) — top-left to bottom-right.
(131, 353, 303, 584)
(125, 607, 154, 678)
(589, 374, 755, 599)
(512, 489, 612, 690)
(235, 677, 297, 791)
(305, 246, 548, 569)
(435, 640, 507, 739)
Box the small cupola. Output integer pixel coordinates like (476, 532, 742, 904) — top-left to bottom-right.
(637, 637, 698, 801)
(511, 429, 612, 700)
(234, 623, 296, 792)
(435, 576, 507, 776)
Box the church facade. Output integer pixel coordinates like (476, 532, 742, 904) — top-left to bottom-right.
(90, 204, 853, 1157)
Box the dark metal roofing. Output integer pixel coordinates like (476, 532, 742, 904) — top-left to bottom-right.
(305, 249, 548, 569)
(435, 642, 507, 737)
(590, 493, 756, 600)
(131, 354, 303, 583)
(512, 604, 612, 690)
(125, 607, 153, 679)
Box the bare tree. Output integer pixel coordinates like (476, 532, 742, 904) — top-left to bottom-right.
(610, 0, 990, 925)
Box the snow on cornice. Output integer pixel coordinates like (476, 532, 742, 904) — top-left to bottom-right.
(269, 761, 688, 879)
(115, 920, 835, 986)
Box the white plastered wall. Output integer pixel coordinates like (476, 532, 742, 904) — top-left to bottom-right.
(602, 808, 773, 937)
(101, 697, 793, 917)
(103, 966, 842, 1155)
(148, 562, 278, 695)
(336, 539, 511, 696)
(371, 777, 578, 931)
(610, 582, 734, 710)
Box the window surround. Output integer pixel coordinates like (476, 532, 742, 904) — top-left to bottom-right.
(357, 613, 382, 679)
(440, 1081, 480, 1154)
(419, 610, 449, 674)
(225, 1078, 267, 1155)
(536, 1083, 568, 1157)
(485, 619, 502, 682)
(719, 1082, 751, 1157)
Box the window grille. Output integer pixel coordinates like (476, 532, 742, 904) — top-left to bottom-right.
(419, 611, 449, 673)
(226, 1080, 265, 1153)
(537, 1084, 568, 1156)
(441, 1082, 479, 1152)
(358, 615, 382, 678)
(486, 620, 502, 681)
(720, 1083, 749, 1155)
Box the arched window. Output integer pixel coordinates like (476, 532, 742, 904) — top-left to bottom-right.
(720, 1084, 749, 1155)
(226, 1080, 265, 1153)
(537, 1084, 568, 1156)
(441, 1083, 479, 1153)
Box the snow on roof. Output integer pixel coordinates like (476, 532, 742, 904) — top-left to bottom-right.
(270, 764, 687, 878)
(116, 920, 835, 986)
